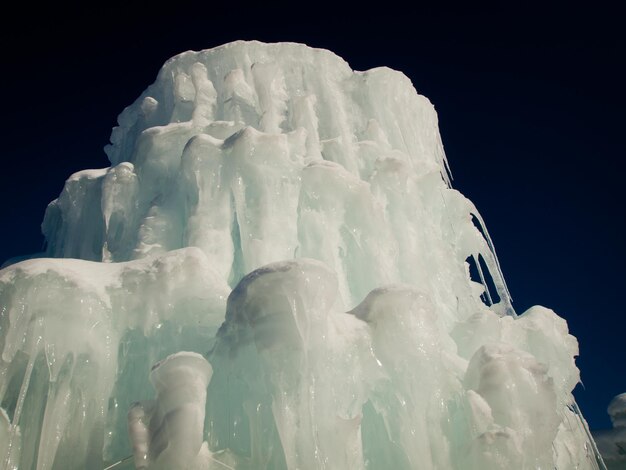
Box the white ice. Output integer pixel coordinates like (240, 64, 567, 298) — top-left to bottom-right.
(0, 41, 604, 469)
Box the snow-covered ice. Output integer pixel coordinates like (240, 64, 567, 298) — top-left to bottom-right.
(0, 41, 605, 469)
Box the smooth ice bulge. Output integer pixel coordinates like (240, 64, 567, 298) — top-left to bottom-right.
(0, 41, 604, 469)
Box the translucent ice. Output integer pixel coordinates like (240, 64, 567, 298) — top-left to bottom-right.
(0, 41, 604, 469)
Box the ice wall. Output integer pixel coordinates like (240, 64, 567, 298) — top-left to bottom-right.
(0, 41, 603, 469)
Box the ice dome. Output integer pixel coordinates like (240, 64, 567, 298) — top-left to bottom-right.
(0, 41, 605, 469)
(593, 393, 626, 470)
(609, 393, 626, 428)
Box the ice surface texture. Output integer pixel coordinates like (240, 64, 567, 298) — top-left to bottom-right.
(0, 41, 603, 469)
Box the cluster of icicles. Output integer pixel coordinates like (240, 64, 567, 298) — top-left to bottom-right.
(0, 41, 604, 469)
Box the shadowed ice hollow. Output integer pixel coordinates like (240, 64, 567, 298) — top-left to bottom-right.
(0, 41, 606, 469)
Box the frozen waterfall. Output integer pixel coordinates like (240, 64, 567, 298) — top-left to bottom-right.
(0, 41, 604, 469)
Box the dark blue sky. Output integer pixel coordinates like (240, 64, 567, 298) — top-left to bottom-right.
(1, 3, 623, 430)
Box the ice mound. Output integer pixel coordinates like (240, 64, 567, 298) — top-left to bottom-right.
(0, 41, 604, 469)
(593, 393, 626, 469)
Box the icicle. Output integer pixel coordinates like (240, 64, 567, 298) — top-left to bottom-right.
(473, 254, 494, 306)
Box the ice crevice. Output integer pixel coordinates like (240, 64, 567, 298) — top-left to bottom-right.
(0, 40, 604, 469)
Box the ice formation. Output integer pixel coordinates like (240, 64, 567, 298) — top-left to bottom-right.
(0, 41, 604, 469)
(593, 394, 626, 469)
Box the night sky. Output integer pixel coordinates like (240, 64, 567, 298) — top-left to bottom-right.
(1, 4, 623, 431)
